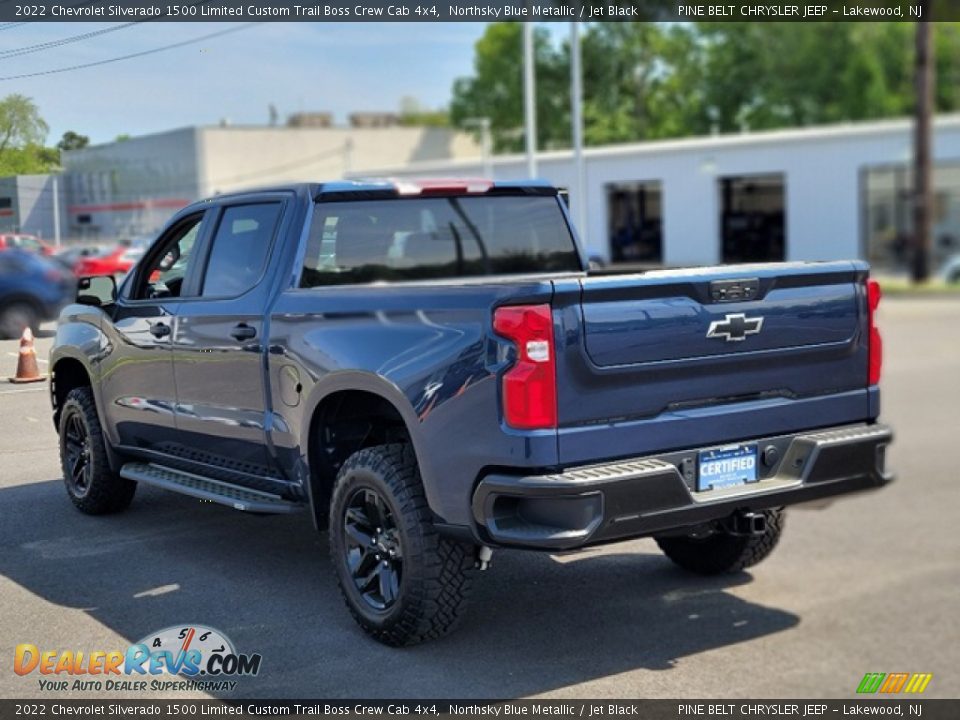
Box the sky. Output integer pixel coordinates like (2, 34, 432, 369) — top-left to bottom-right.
(0, 22, 488, 145)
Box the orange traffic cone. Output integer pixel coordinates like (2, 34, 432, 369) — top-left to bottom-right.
(9, 327, 44, 384)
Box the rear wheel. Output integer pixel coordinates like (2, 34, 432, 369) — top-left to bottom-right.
(59, 387, 136, 514)
(329, 443, 478, 646)
(655, 509, 784, 575)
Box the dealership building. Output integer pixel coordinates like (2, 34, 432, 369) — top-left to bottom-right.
(5, 114, 959, 274)
(359, 114, 960, 273)
(56, 117, 480, 241)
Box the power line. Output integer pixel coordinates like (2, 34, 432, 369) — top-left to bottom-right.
(0, 22, 27, 31)
(0, 22, 143, 60)
(0, 22, 260, 81)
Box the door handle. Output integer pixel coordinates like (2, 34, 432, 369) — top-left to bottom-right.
(149, 322, 171, 338)
(230, 323, 257, 341)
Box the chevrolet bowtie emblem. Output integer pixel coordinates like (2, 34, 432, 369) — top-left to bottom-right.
(706, 313, 764, 342)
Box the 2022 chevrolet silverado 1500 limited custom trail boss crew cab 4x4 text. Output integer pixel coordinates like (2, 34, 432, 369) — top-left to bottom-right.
(49, 180, 893, 645)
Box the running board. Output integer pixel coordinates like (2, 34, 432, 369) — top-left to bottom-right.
(119, 462, 302, 514)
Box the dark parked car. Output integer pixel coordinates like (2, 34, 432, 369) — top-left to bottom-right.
(49, 180, 892, 645)
(0, 250, 75, 338)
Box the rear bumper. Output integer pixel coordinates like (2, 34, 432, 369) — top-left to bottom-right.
(472, 423, 893, 550)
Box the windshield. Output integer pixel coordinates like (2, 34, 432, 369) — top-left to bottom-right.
(300, 195, 581, 287)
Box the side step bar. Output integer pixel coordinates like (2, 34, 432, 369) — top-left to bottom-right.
(119, 462, 303, 514)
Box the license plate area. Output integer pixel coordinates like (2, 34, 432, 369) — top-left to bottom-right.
(697, 443, 758, 492)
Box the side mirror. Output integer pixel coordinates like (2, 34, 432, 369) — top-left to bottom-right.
(77, 275, 117, 307)
(158, 246, 180, 272)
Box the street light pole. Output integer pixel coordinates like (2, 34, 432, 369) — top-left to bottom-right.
(464, 117, 493, 178)
(912, 16, 934, 283)
(523, 21, 537, 178)
(570, 21, 587, 246)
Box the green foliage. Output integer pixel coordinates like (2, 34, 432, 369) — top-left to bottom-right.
(0, 94, 59, 176)
(398, 110, 451, 128)
(57, 131, 90, 152)
(0, 145, 59, 176)
(451, 22, 960, 151)
(450, 23, 571, 152)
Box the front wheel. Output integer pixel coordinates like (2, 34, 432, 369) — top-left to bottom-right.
(59, 387, 136, 514)
(655, 509, 785, 575)
(328, 443, 478, 646)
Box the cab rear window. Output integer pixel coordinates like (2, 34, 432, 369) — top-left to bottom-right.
(299, 195, 581, 287)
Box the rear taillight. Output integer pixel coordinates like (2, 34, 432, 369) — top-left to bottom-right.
(867, 279, 882, 386)
(493, 304, 557, 430)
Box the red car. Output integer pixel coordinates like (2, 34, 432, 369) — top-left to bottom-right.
(0, 233, 54, 256)
(73, 244, 145, 277)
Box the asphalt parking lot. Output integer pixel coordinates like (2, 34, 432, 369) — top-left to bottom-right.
(1, 299, 958, 700)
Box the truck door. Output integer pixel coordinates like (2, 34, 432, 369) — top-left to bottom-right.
(171, 200, 285, 480)
(100, 212, 209, 452)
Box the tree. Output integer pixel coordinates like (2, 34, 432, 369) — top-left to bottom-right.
(0, 94, 58, 176)
(57, 131, 90, 153)
(450, 22, 960, 151)
(450, 23, 570, 152)
(0, 94, 48, 161)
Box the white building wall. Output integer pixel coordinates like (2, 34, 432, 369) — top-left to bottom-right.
(197, 126, 481, 197)
(355, 115, 960, 265)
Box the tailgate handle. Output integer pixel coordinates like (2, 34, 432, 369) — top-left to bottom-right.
(710, 278, 759, 303)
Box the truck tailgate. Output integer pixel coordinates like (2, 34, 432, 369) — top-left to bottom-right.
(553, 261, 875, 465)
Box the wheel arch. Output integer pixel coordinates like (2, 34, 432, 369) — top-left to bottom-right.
(51, 353, 93, 426)
(302, 373, 434, 531)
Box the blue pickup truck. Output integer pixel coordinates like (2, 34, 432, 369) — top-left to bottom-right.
(50, 180, 892, 645)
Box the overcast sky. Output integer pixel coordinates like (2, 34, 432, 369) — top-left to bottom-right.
(0, 22, 486, 145)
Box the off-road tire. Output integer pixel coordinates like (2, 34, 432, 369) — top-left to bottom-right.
(329, 443, 478, 646)
(655, 509, 784, 575)
(59, 386, 136, 514)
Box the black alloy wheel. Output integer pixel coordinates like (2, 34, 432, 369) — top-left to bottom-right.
(59, 386, 136, 514)
(328, 443, 478, 645)
(343, 487, 403, 611)
(63, 409, 93, 497)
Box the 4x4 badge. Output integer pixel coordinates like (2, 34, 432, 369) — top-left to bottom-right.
(706, 313, 764, 342)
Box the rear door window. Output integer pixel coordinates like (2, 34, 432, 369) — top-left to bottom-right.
(201, 203, 282, 298)
(300, 195, 580, 287)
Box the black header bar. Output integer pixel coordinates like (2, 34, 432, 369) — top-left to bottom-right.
(3, 0, 958, 23)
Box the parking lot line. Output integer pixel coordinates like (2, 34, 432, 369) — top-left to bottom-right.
(0, 386, 47, 395)
(6, 352, 47, 364)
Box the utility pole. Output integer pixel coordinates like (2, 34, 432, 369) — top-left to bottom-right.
(51, 175, 61, 248)
(523, 21, 537, 178)
(570, 21, 587, 246)
(912, 16, 934, 283)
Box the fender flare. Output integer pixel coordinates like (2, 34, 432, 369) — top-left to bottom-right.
(300, 371, 441, 521)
